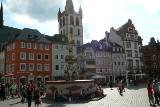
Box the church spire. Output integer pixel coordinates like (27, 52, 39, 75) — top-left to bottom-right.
(65, 0, 74, 12)
(0, 2, 3, 28)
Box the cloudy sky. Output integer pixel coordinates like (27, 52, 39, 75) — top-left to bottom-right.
(3, 0, 160, 45)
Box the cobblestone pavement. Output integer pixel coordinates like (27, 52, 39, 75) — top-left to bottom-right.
(0, 86, 155, 107)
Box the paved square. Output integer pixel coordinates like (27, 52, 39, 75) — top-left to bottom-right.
(0, 86, 151, 107)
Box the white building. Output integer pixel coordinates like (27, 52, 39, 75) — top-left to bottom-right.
(107, 19, 143, 82)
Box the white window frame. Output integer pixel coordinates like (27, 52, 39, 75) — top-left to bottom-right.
(37, 64, 42, 71)
(29, 63, 34, 71)
(29, 53, 34, 60)
(20, 52, 26, 60)
(27, 43, 32, 49)
(20, 63, 26, 71)
(20, 42, 25, 48)
(44, 64, 49, 71)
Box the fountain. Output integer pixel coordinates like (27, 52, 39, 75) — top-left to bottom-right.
(45, 33, 99, 101)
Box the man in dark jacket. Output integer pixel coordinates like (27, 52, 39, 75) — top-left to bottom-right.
(26, 84, 33, 107)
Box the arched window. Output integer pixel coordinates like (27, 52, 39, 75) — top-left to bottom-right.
(76, 17, 79, 26)
(63, 17, 65, 26)
(78, 29, 80, 35)
(70, 27, 73, 34)
(70, 16, 74, 25)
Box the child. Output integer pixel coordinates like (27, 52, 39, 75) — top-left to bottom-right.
(147, 83, 155, 106)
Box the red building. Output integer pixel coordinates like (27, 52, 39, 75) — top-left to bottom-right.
(5, 28, 52, 85)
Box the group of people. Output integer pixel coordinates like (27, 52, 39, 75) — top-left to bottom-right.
(147, 79, 160, 106)
(0, 82, 18, 101)
(20, 82, 44, 107)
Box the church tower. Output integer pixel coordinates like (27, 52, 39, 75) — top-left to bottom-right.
(58, 0, 83, 45)
(0, 2, 3, 28)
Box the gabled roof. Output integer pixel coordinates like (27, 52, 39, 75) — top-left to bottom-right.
(116, 19, 138, 38)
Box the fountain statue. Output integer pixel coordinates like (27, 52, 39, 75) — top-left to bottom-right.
(64, 33, 79, 81)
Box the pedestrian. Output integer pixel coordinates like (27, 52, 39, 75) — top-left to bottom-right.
(147, 83, 155, 106)
(1, 83, 5, 101)
(153, 80, 160, 105)
(109, 81, 113, 90)
(34, 86, 41, 107)
(26, 83, 33, 107)
(20, 85, 26, 103)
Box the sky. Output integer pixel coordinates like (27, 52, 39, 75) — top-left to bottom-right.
(3, 0, 160, 45)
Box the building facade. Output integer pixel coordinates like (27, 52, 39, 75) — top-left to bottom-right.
(58, 0, 83, 46)
(107, 19, 143, 81)
(142, 38, 160, 78)
(78, 40, 112, 84)
(5, 28, 52, 85)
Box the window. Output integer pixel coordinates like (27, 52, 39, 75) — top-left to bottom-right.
(39, 44, 43, 50)
(70, 15, 74, 25)
(76, 17, 79, 26)
(55, 55, 58, 59)
(78, 29, 80, 35)
(45, 44, 49, 50)
(77, 40, 80, 45)
(134, 42, 137, 49)
(27, 43, 31, 49)
(29, 53, 34, 60)
(70, 27, 73, 34)
(44, 64, 49, 71)
(127, 60, 133, 68)
(37, 54, 42, 60)
(126, 42, 131, 48)
(128, 27, 133, 32)
(136, 60, 139, 68)
(20, 63, 26, 71)
(126, 50, 132, 57)
(37, 64, 42, 71)
(55, 65, 59, 70)
(61, 55, 64, 59)
(29, 63, 34, 71)
(44, 54, 49, 60)
(20, 42, 25, 48)
(12, 53, 15, 61)
(135, 51, 138, 57)
(20, 52, 26, 60)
